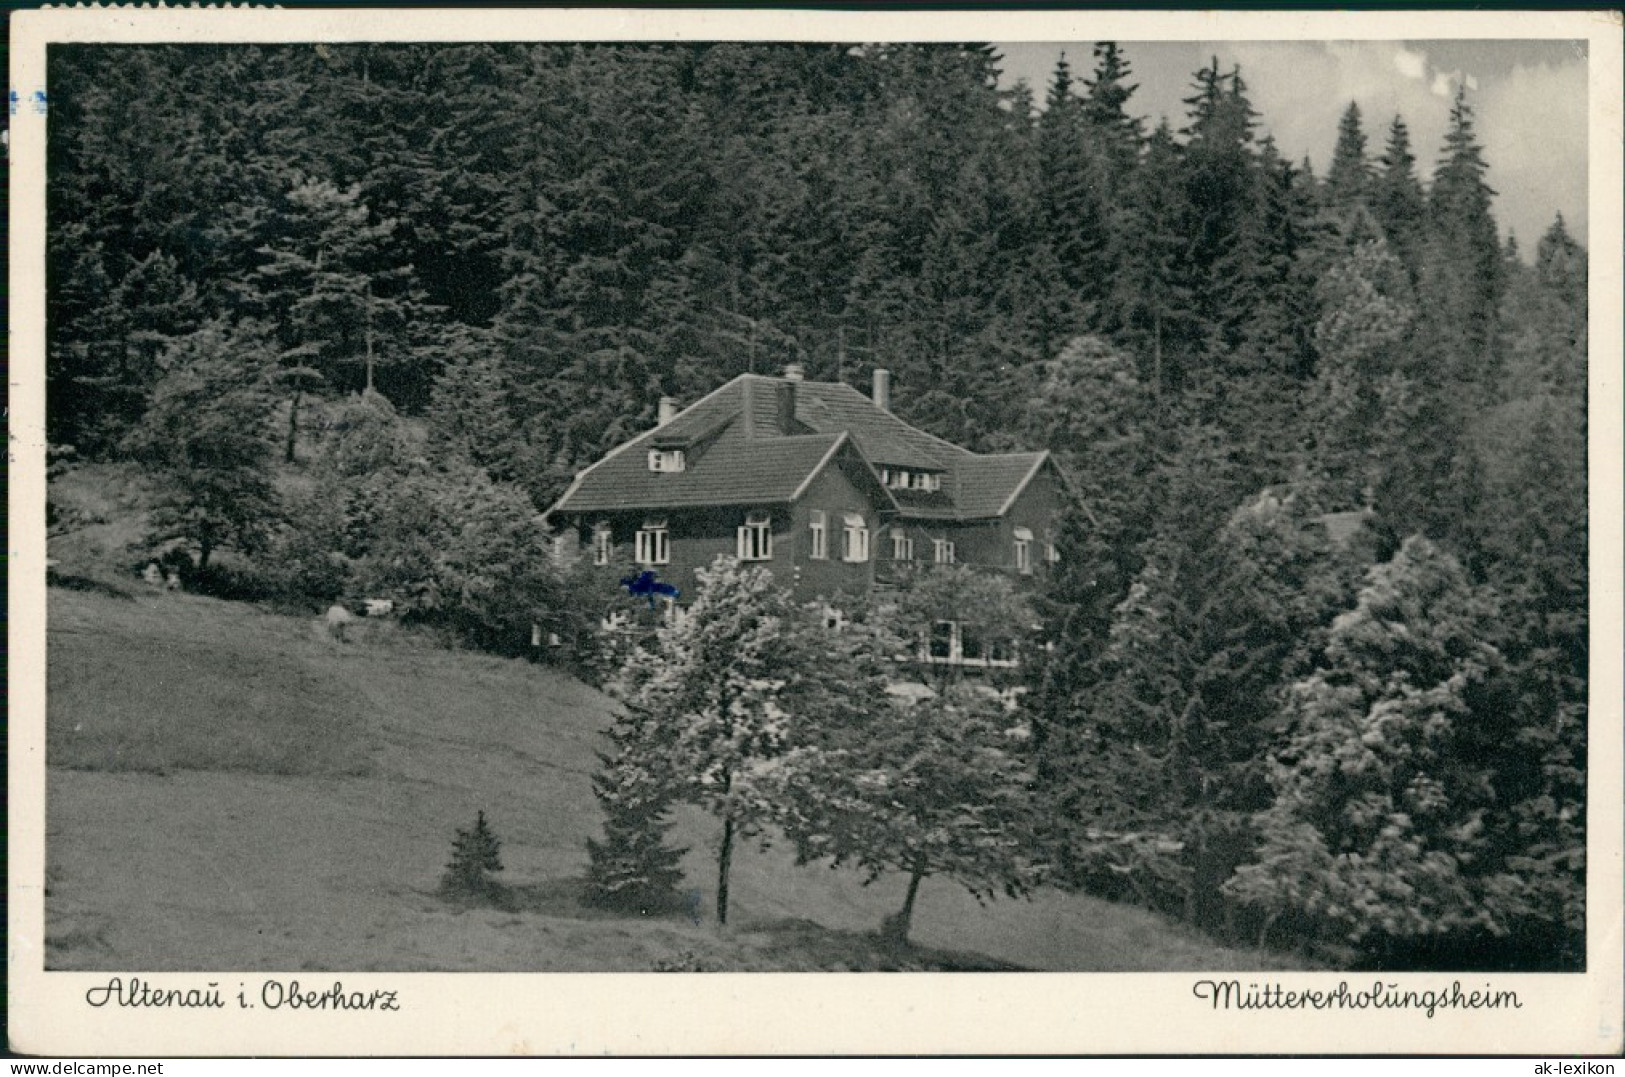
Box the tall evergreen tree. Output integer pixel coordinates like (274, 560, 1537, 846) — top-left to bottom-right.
(1082, 41, 1144, 185)
(1371, 114, 1428, 280)
(1110, 120, 1197, 392)
(1419, 86, 1503, 389)
(1325, 101, 1373, 212)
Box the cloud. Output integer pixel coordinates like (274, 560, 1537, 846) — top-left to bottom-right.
(1431, 71, 1455, 97)
(1393, 47, 1427, 81)
(1476, 60, 1588, 245)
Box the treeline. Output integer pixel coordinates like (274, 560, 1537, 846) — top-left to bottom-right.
(48, 42, 1586, 967)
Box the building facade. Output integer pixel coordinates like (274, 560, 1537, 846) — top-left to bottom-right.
(546, 366, 1066, 624)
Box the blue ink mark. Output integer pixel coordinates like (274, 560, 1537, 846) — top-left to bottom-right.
(10, 89, 46, 115)
(620, 570, 680, 609)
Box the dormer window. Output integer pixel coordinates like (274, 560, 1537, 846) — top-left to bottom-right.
(737, 511, 773, 561)
(648, 449, 686, 473)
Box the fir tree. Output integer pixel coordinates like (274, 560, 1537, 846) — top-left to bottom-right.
(442, 810, 505, 899)
(1325, 101, 1372, 212)
(1082, 41, 1144, 186)
(1371, 114, 1427, 280)
(1419, 86, 1503, 390)
(584, 699, 689, 913)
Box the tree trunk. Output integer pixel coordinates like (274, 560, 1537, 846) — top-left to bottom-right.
(887, 868, 925, 945)
(198, 540, 213, 571)
(1152, 312, 1163, 397)
(716, 815, 735, 927)
(285, 387, 301, 464)
(364, 282, 375, 394)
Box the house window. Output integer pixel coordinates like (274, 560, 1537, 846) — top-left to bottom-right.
(647, 449, 686, 473)
(989, 638, 1018, 666)
(911, 471, 937, 491)
(1045, 541, 1060, 565)
(885, 469, 909, 490)
(550, 531, 574, 566)
(891, 529, 913, 561)
(928, 620, 956, 661)
(933, 538, 956, 565)
(592, 523, 613, 566)
(961, 626, 985, 663)
(809, 510, 827, 560)
(1014, 527, 1033, 575)
(842, 514, 870, 562)
(737, 511, 773, 561)
(879, 468, 892, 486)
(635, 519, 669, 565)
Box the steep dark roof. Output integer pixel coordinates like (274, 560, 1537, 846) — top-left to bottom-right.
(549, 373, 1054, 521)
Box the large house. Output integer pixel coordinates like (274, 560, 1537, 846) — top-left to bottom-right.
(546, 364, 1065, 659)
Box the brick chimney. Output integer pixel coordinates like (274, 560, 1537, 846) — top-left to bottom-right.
(657, 396, 678, 426)
(872, 367, 892, 412)
(783, 362, 805, 381)
(776, 377, 797, 433)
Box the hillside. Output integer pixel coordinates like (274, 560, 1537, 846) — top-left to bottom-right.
(43, 585, 1292, 972)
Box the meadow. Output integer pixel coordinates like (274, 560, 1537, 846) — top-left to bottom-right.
(43, 585, 1292, 972)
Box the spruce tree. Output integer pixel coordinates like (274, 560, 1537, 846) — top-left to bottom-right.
(442, 810, 505, 899)
(584, 700, 689, 913)
(1420, 86, 1503, 390)
(1082, 41, 1144, 187)
(1325, 101, 1372, 212)
(1372, 114, 1427, 281)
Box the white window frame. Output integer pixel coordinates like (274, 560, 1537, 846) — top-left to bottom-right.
(1045, 541, 1061, 565)
(592, 523, 613, 566)
(808, 509, 827, 560)
(551, 531, 574, 566)
(842, 514, 870, 563)
(1014, 527, 1033, 575)
(635, 519, 670, 565)
(737, 510, 773, 562)
(933, 537, 956, 565)
(891, 529, 913, 561)
(647, 449, 686, 473)
(891, 469, 910, 490)
(927, 620, 958, 663)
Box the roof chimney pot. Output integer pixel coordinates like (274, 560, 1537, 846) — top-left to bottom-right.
(872, 367, 892, 412)
(657, 396, 678, 426)
(783, 362, 805, 382)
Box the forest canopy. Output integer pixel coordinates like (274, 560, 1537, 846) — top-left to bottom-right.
(46, 41, 1588, 968)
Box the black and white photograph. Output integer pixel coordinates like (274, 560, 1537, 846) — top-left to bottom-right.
(9, 6, 1622, 1057)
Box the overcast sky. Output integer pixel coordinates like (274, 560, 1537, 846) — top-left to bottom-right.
(996, 40, 1589, 255)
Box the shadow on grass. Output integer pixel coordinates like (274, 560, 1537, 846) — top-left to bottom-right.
(47, 569, 135, 600)
(734, 917, 1029, 971)
(438, 876, 701, 923)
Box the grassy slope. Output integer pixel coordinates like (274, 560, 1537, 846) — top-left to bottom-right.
(44, 586, 1295, 972)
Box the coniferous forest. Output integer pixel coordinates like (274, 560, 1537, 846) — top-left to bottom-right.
(46, 42, 1588, 969)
